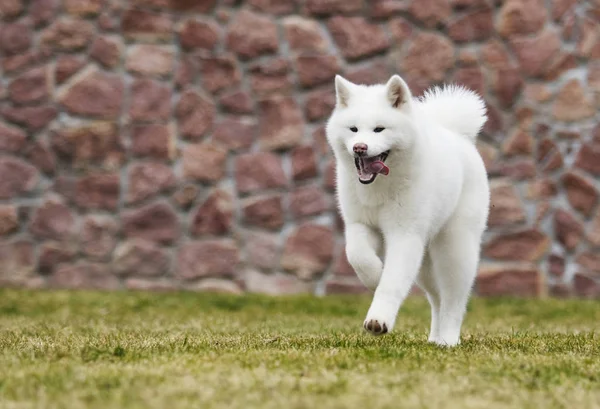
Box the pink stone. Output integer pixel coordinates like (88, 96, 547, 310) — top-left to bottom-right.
(289, 186, 331, 218)
(113, 239, 170, 277)
(176, 240, 240, 279)
(50, 262, 119, 290)
(81, 215, 119, 260)
(127, 162, 176, 204)
(327, 16, 389, 60)
(235, 152, 288, 194)
(75, 173, 120, 211)
(242, 195, 284, 230)
(281, 224, 334, 279)
(190, 189, 233, 236)
(226, 10, 278, 59)
(0, 157, 38, 199)
(123, 201, 180, 244)
(126, 45, 175, 78)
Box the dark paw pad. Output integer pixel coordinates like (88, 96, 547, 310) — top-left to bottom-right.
(363, 319, 388, 335)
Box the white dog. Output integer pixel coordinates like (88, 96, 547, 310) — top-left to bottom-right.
(326, 75, 490, 346)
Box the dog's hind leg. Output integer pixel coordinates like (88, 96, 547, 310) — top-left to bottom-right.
(428, 224, 481, 347)
(415, 253, 441, 343)
(345, 223, 383, 291)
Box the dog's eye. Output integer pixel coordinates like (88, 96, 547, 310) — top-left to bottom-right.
(374, 127, 385, 133)
(350, 127, 358, 132)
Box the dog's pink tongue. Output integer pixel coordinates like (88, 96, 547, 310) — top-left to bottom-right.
(367, 161, 389, 176)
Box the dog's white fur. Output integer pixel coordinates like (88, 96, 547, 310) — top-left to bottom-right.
(326, 75, 490, 346)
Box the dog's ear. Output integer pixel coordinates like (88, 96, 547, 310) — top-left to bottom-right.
(386, 75, 412, 109)
(335, 75, 353, 108)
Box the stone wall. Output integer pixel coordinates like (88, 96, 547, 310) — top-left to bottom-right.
(0, 0, 599, 297)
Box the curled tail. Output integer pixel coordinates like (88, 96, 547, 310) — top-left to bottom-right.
(418, 84, 487, 143)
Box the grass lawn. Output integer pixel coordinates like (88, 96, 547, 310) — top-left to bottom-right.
(0, 289, 599, 409)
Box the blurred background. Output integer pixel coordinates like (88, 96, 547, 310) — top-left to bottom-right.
(0, 0, 598, 298)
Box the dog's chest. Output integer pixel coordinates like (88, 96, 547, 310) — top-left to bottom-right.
(341, 179, 420, 227)
(344, 192, 403, 227)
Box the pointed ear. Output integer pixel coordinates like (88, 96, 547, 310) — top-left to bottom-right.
(386, 75, 412, 108)
(335, 75, 353, 108)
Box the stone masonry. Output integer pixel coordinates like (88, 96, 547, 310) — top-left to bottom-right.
(0, 0, 599, 297)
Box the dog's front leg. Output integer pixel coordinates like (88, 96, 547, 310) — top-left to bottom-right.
(363, 233, 424, 335)
(345, 223, 383, 291)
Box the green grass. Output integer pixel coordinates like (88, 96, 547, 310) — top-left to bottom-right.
(0, 289, 599, 409)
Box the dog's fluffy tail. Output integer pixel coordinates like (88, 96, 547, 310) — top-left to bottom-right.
(418, 84, 487, 143)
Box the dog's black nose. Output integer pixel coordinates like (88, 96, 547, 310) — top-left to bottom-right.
(353, 143, 368, 155)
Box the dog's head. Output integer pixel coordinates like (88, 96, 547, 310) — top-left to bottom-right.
(326, 75, 417, 185)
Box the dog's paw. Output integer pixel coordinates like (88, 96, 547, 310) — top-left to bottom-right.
(363, 318, 389, 336)
(363, 297, 396, 336)
(428, 337, 460, 347)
